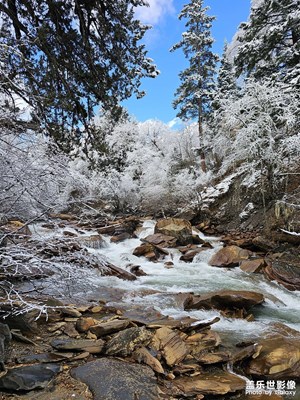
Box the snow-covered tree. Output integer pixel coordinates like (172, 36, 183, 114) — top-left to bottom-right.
(216, 43, 239, 104)
(211, 79, 299, 193)
(234, 0, 300, 87)
(0, 0, 159, 152)
(170, 0, 218, 172)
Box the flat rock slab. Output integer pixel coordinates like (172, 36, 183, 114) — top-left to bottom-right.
(184, 290, 264, 311)
(51, 338, 104, 354)
(246, 335, 300, 379)
(71, 358, 159, 400)
(0, 363, 60, 392)
(173, 370, 245, 396)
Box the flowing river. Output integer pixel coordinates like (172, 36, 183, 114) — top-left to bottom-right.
(29, 219, 300, 343)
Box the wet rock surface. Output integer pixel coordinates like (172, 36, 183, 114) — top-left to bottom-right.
(184, 290, 265, 313)
(209, 245, 253, 267)
(1, 215, 300, 399)
(0, 363, 61, 391)
(71, 358, 159, 400)
(154, 218, 193, 245)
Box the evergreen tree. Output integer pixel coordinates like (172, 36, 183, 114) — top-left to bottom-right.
(0, 0, 159, 152)
(170, 0, 218, 172)
(234, 0, 300, 86)
(217, 43, 239, 100)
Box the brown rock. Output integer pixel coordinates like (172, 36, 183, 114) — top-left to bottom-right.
(252, 236, 277, 252)
(133, 347, 164, 374)
(129, 264, 147, 276)
(143, 233, 177, 248)
(155, 218, 193, 245)
(264, 259, 300, 291)
(246, 335, 300, 379)
(151, 327, 189, 366)
(51, 338, 104, 354)
(196, 351, 230, 364)
(63, 323, 79, 338)
(76, 317, 96, 333)
(110, 232, 131, 243)
(240, 258, 266, 273)
(186, 330, 221, 356)
(133, 243, 155, 257)
(90, 319, 130, 337)
(105, 327, 152, 357)
(173, 370, 245, 396)
(184, 290, 264, 312)
(180, 248, 207, 262)
(209, 245, 253, 267)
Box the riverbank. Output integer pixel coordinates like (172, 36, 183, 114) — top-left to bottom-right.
(0, 214, 299, 399)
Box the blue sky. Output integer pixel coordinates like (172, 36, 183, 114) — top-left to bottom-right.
(123, 0, 251, 126)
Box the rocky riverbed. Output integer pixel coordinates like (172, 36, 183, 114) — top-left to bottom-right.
(0, 215, 299, 399)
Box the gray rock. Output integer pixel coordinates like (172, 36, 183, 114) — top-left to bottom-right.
(0, 363, 60, 391)
(0, 323, 11, 371)
(51, 338, 104, 354)
(71, 358, 159, 400)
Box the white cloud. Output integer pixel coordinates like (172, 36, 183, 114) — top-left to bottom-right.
(167, 117, 183, 129)
(135, 0, 175, 25)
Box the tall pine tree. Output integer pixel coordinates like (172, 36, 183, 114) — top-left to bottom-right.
(0, 0, 159, 152)
(171, 0, 218, 172)
(234, 0, 300, 86)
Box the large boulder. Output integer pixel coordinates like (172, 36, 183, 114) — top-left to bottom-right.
(154, 218, 193, 245)
(71, 358, 159, 400)
(264, 257, 300, 291)
(246, 335, 300, 379)
(209, 245, 253, 267)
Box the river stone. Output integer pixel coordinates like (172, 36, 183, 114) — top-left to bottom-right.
(0, 363, 60, 391)
(133, 347, 164, 374)
(209, 245, 253, 267)
(151, 327, 189, 366)
(76, 317, 96, 333)
(105, 326, 153, 357)
(246, 335, 300, 379)
(90, 319, 130, 337)
(186, 330, 221, 356)
(71, 358, 159, 400)
(240, 258, 266, 273)
(77, 234, 106, 249)
(173, 370, 245, 396)
(264, 259, 300, 291)
(143, 233, 177, 248)
(51, 338, 104, 354)
(184, 290, 264, 312)
(179, 247, 207, 262)
(154, 218, 193, 245)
